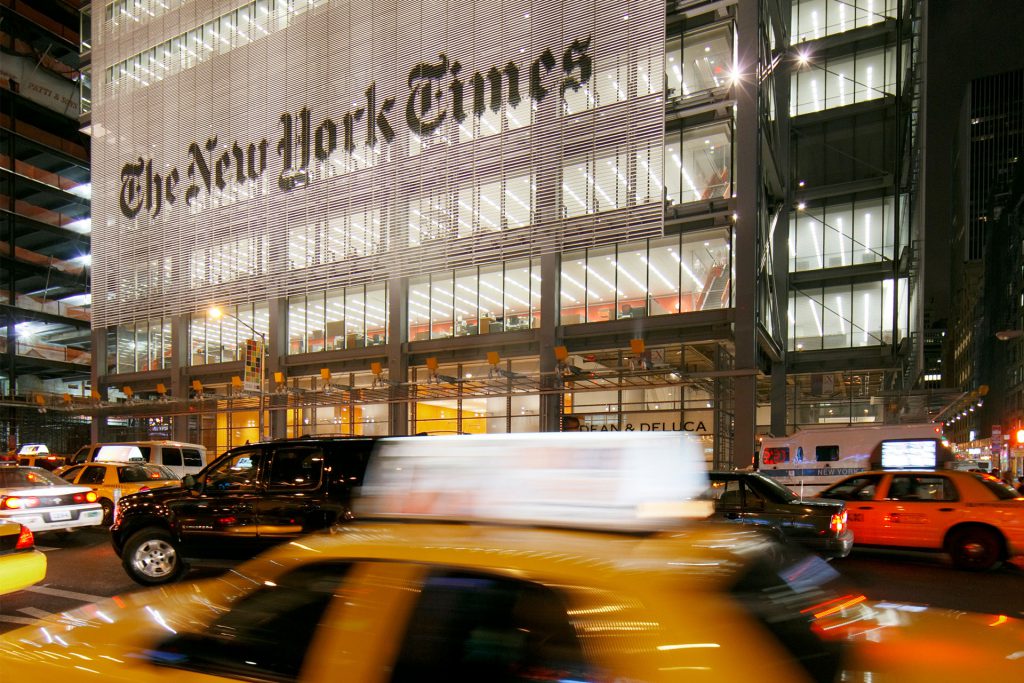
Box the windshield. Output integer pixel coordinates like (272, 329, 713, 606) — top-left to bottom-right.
(971, 474, 1021, 500)
(0, 466, 69, 488)
(118, 464, 178, 483)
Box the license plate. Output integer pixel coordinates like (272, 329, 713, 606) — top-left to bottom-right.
(50, 509, 72, 521)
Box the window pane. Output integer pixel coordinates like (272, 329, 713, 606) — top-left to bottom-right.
(561, 252, 587, 325)
(648, 236, 680, 315)
(504, 260, 531, 328)
(615, 245, 648, 318)
(681, 23, 734, 96)
(453, 268, 478, 337)
(325, 289, 345, 350)
(409, 276, 431, 342)
(430, 273, 454, 339)
(586, 246, 617, 322)
(478, 265, 503, 333)
(288, 295, 306, 354)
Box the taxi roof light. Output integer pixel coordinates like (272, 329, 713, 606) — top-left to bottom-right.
(358, 432, 713, 531)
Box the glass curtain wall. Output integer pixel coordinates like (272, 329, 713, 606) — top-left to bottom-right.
(791, 0, 898, 43)
(665, 122, 734, 206)
(789, 279, 904, 351)
(285, 372, 388, 436)
(189, 302, 269, 366)
(287, 283, 387, 354)
(791, 46, 898, 116)
(790, 196, 897, 271)
(113, 317, 172, 373)
(665, 22, 735, 100)
(560, 230, 732, 324)
(409, 260, 541, 341)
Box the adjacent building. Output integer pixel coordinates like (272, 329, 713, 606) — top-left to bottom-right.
(83, 0, 923, 466)
(0, 0, 92, 453)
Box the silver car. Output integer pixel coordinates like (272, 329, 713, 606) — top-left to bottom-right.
(0, 465, 104, 534)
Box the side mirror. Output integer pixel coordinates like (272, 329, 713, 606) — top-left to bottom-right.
(182, 474, 198, 491)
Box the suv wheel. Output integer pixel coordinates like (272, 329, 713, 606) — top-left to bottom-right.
(122, 528, 187, 585)
(948, 527, 1002, 571)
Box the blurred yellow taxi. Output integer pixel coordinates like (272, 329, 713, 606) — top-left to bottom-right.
(0, 519, 45, 596)
(818, 469, 1024, 570)
(1, 433, 1022, 682)
(55, 462, 180, 526)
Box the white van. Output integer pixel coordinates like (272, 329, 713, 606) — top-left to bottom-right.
(69, 441, 208, 478)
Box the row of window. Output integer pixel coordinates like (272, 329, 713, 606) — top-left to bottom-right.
(789, 278, 908, 352)
(791, 46, 899, 116)
(789, 195, 904, 271)
(112, 239, 911, 374)
(792, 0, 898, 44)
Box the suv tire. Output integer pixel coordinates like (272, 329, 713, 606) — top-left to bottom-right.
(122, 527, 187, 585)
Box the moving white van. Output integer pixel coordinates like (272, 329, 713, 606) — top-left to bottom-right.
(69, 441, 208, 478)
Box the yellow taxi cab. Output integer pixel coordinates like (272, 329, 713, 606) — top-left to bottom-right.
(55, 462, 180, 526)
(1, 433, 1022, 683)
(0, 519, 46, 596)
(818, 469, 1024, 570)
(17, 454, 67, 471)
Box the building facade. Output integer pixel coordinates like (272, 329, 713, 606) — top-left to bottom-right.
(84, 0, 921, 466)
(0, 0, 93, 453)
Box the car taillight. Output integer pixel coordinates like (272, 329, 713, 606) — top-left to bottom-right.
(138, 486, 150, 493)
(830, 510, 847, 534)
(2, 496, 40, 509)
(15, 525, 34, 550)
(86, 491, 98, 503)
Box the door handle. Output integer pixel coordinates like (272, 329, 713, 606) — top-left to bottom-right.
(938, 507, 955, 512)
(857, 506, 874, 510)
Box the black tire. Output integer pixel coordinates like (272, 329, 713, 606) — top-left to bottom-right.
(99, 498, 115, 527)
(948, 527, 1003, 571)
(121, 527, 187, 585)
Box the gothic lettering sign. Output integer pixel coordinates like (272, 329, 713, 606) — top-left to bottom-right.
(118, 37, 592, 220)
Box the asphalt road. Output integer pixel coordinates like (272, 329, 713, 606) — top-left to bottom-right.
(2, 528, 1023, 635)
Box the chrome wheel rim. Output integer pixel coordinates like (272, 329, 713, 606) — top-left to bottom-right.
(132, 538, 177, 578)
(961, 541, 986, 559)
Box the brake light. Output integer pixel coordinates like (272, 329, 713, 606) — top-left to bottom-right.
(138, 486, 150, 493)
(2, 496, 40, 509)
(15, 525, 34, 550)
(830, 510, 848, 534)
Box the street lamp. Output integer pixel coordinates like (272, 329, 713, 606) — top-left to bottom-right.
(209, 306, 266, 441)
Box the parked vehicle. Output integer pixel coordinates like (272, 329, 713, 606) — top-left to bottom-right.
(757, 423, 948, 495)
(69, 441, 209, 478)
(56, 462, 181, 526)
(818, 469, 1024, 570)
(16, 454, 67, 471)
(110, 436, 378, 585)
(0, 465, 103, 534)
(706, 470, 853, 559)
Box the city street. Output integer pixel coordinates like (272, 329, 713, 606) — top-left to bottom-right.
(3, 527, 1022, 636)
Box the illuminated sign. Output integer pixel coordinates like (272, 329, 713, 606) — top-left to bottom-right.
(880, 439, 938, 469)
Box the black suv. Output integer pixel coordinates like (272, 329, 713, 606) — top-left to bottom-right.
(111, 436, 377, 585)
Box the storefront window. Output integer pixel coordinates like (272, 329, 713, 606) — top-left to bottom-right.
(665, 122, 733, 206)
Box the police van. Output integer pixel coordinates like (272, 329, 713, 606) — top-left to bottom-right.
(757, 423, 950, 496)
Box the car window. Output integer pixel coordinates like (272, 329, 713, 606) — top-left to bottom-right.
(815, 445, 839, 462)
(203, 449, 263, 491)
(390, 571, 596, 683)
(59, 465, 85, 482)
(749, 475, 799, 503)
(162, 448, 183, 467)
(149, 562, 352, 682)
(971, 474, 1021, 500)
(119, 464, 177, 483)
(708, 478, 744, 507)
(886, 475, 956, 502)
(266, 447, 324, 490)
(183, 449, 204, 467)
(80, 466, 108, 485)
(820, 475, 882, 501)
(0, 467, 67, 488)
